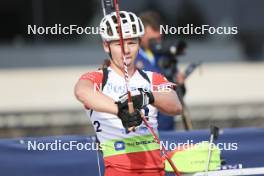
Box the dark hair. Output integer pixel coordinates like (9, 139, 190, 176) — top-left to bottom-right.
(98, 59, 111, 70)
(139, 11, 163, 31)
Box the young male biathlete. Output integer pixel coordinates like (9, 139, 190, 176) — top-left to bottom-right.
(75, 11, 182, 176)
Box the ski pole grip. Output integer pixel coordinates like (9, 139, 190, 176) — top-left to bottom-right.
(128, 101, 134, 113)
(128, 102, 136, 132)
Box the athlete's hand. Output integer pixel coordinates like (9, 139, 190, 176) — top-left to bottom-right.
(116, 101, 143, 133)
(118, 88, 155, 110)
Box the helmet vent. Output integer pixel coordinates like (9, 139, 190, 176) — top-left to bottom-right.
(111, 16, 117, 24)
(120, 13, 125, 18)
(130, 14, 135, 22)
(106, 21, 113, 36)
(123, 19, 128, 24)
(115, 26, 119, 34)
(132, 24, 136, 34)
(138, 19, 143, 32)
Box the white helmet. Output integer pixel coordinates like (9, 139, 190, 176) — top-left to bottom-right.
(100, 11, 145, 41)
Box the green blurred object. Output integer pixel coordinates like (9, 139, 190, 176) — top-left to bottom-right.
(165, 141, 221, 173)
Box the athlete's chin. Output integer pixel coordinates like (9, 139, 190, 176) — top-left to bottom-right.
(126, 59, 132, 65)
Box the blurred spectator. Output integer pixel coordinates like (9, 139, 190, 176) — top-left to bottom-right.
(135, 11, 186, 131)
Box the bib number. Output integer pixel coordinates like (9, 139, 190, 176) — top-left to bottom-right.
(93, 121, 102, 132)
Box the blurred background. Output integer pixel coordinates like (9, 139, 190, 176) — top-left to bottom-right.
(0, 0, 264, 138)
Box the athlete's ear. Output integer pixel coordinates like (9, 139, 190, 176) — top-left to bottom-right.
(102, 41, 110, 53)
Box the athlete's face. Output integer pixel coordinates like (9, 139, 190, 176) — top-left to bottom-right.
(103, 38, 140, 69)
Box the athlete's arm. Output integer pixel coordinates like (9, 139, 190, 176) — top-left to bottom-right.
(152, 90, 182, 116)
(151, 72, 182, 116)
(74, 79, 118, 115)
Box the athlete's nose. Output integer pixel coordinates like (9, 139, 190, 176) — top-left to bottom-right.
(124, 42, 131, 55)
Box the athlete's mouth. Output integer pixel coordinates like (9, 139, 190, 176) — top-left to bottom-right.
(124, 57, 132, 65)
(122, 56, 132, 62)
(124, 56, 132, 59)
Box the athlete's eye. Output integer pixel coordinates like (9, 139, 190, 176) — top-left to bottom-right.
(128, 41, 137, 45)
(113, 43, 120, 46)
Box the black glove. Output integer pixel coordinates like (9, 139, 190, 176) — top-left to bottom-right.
(118, 88, 155, 110)
(116, 100, 143, 133)
(133, 88, 155, 108)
